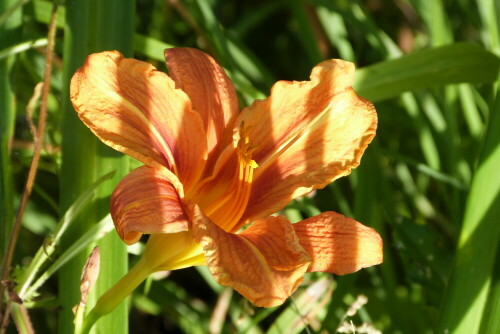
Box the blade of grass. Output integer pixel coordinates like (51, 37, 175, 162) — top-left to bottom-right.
(352, 149, 418, 333)
(184, 0, 274, 87)
(24, 215, 114, 301)
(59, 2, 98, 328)
(337, 0, 443, 172)
(287, 0, 323, 66)
(59, 0, 134, 333)
(133, 34, 174, 60)
(141, 278, 211, 334)
(238, 307, 274, 334)
(346, 0, 402, 58)
(476, 0, 500, 54)
(58, 1, 96, 326)
(0, 0, 22, 331)
(477, 4, 500, 330)
(231, 2, 281, 38)
(191, 0, 233, 68)
(437, 80, 500, 333)
(0, 38, 48, 60)
(382, 150, 466, 190)
(353, 43, 500, 102)
(0, 0, 28, 27)
(408, 0, 451, 46)
(315, 5, 355, 61)
(15, 172, 114, 299)
(479, 241, 500, 333)
(459, 83, 484, 139)
(409, 0, 468, 232)
(0, 0, 21, 270)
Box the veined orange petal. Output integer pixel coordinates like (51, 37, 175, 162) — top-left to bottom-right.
(165, 47, 239, 172)
(293, 212, 383, 275)
(191, 206, 311, 307)
(239, 61, 376, 222)
(234, 59, 356, 164)
(191, 60, 357, 220)
(110, 166, 190, 245)
(70, 51, 207, 192)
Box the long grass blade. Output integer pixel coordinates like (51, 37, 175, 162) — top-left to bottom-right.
(24, 215, 114, 300)
(480, 247, 500, 333)
(437, 82, 500, 333)
(0, 0, 28, 27)
(58, 0, 134, 332)
(0, 0, 21, 268)
(0, 38, 47, 60)
(354, 43, 500, 102)
(16, 171, 114, 299)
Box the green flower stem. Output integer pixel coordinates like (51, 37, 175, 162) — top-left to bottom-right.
(74, 232, 205, 334)
(75, 258, 152, 334)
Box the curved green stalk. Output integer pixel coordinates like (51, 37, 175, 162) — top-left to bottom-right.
(75, 259, 152, 334)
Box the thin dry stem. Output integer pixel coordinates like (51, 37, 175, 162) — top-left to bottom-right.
(0, 3, 59, 330)
(209, 287, 232, 334)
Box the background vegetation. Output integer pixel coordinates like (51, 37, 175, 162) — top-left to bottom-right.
(1, 0, 500, 333)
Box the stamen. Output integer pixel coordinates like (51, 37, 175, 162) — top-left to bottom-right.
(203, 122, 258, 232)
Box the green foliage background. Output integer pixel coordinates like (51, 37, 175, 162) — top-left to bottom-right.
(1, 0, 500, 333)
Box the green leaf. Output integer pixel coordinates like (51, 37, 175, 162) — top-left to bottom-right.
(59, 0, 134, 332)
(133, 34, 173, 60)
(480, 244, 500, 333)
(16, 171, 115, 299)
(0, 38, 47, 60)
(22, 214, 114, 301)
(0, 0, 29, 28)
(354, 43, 500, 102)
(437, 73, 500, 333)
(0, 0, 22, 275)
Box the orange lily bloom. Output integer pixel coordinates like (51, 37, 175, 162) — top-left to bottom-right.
(70, 48, 382, 308)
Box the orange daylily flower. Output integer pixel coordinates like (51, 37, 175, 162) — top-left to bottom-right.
(70, 48, 382, 307)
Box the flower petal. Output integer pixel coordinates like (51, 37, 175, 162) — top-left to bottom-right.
(70, 51, 207, 192)
(238, 59, 377, 222)
(293, 212, 383, 275)
(165, 47, 239, 169)
(191, 206, 310, 307)
(235, 59, 356, 163)
(110, 166, 190, 245)
(142, 232, 205, 272)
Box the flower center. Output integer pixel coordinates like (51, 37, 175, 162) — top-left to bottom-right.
(202, 122, 258, 232)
